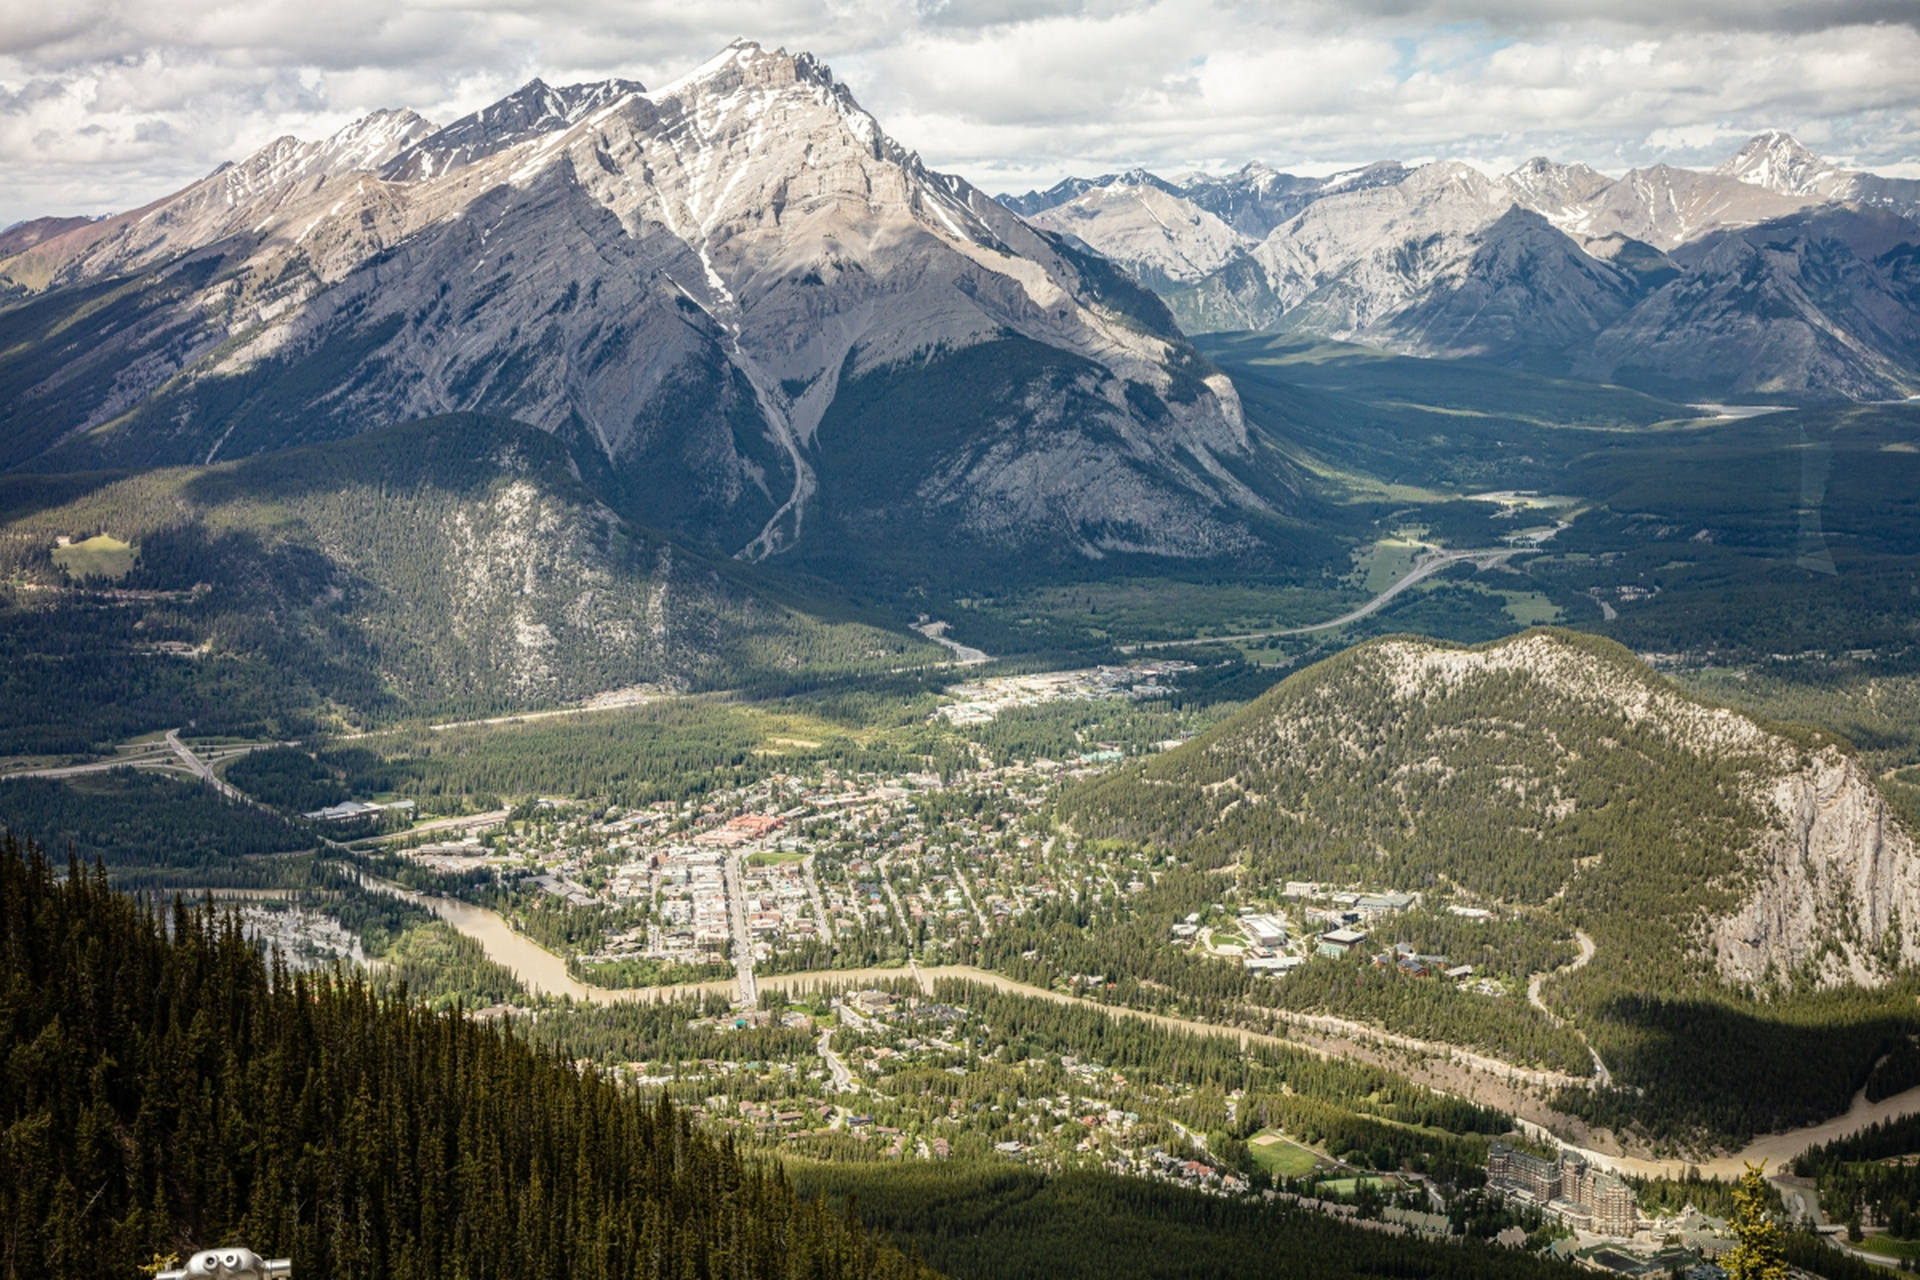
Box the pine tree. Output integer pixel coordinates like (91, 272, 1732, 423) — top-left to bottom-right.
(1723, 1162, 1788, 1280)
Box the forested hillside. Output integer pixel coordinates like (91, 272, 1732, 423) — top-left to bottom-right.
(793, 1163, 1575, 1280)
(0, 416, 929, 750)
(1056, 629, 1920, 1142)
(0, 835, 935, 1280)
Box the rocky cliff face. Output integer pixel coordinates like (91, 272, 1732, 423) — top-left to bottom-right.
(1712, 749, 1920, 990)
(0, 415, 925, 713)
(0, 42, 1269, 569)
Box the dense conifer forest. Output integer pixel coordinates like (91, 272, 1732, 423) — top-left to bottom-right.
(789, 1162, 1573, 1280)
(0, 835, 934, 1280)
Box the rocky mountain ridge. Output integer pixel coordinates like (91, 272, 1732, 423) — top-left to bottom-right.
(0, 41, 1279, 572)
(1015, 136, 1920, 399)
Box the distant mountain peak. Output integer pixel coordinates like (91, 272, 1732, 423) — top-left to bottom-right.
(1717, 130, 1833, 196)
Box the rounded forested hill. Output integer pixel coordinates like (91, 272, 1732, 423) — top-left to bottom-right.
(1059, 628, 1920, 1141)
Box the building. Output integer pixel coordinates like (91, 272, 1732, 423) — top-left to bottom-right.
(1488, 1143, 1637, 1238)
(1357, 892, 1415, 918)
(1242, 914, 1289, 947)
(1318, 927, 1369, 957)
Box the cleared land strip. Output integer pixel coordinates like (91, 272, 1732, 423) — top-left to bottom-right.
(1122, 547, 1535, 652)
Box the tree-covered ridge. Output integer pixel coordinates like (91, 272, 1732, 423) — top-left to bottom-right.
(1065, 628, 1802, 919)
(0, 836, 935, 1280)
(1055, 628, 1920, 1142)
(0, 415, 933, 744)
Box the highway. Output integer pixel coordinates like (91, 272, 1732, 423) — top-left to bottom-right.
(1124, 547, 1537, 651)
(365, 808, 511, 844)
(3, 732, 269, 788)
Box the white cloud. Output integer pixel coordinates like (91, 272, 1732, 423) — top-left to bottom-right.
(1, 0, 1918, 223)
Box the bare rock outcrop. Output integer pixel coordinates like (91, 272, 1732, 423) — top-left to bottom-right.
(1711, 749, 1920, 990)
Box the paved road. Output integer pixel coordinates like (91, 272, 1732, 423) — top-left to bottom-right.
(910, 620, 990, 665)
(393, 891, 1920, 1177)
(802, 854, 835, 941)
(165, 730, 275, 808)
(875, 853, 914, 952)
(1165, 1116, 1210, 1155)
(1526, 929, 1612, 1086)
(1124, 547, 1536, 651)
(4, 733, 269, 785)
(365, 808, 511, 844)
(817, 1026, 857, 1093)
(724, 852, 757, 1006)
(952, 859, 991, 937)
(2, 744, 174, 780)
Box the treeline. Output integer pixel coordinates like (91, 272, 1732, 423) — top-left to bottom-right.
(1561, 979, 1920, 1147)
(970, 870, 1589, 1077)
(1630, 1169, 1776, 1220)
(0, 834, 935, 1280)
(515, 996, 819, 1074)
(926, 978, 1508, 1181)
(1793, 1112, 1920, 1238)
(1797, 1115, 1920, 1176)
(332, 700, 945, 810)
(225, 746, 350, 813)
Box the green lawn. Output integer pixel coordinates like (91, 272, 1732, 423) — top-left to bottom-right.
(1315, 1176, 1404, 1198)
(51, 533, 136, 580)
(1353, 539, 1423, 596)
(1247, 1130, 1322, 1178)
(1855, 1235, 1920, 1261)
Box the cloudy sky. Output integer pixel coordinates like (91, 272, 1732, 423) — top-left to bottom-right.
(3, 0, 1919, 223)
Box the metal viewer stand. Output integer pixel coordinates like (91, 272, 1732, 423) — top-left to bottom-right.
(156, 1248, 291, 1279)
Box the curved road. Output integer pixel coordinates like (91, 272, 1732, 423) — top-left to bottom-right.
(817, 1027, 857, 1094)
(910, 620, 990, 665)
(1125, 547, 1536, 652)
(1526, 929, 1613, 1086)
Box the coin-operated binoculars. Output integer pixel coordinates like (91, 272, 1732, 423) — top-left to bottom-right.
(156, 1247, 292, 1279)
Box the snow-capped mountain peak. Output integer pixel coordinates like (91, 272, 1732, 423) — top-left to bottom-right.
(1715, 131, 1834, 196)
(381, 76, 646, 181)
(1, 41, 1260, 566)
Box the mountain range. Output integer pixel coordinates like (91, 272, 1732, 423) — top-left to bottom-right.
(0, 42, 1298, 575)
(1012, 133, 1920, 400)
(3, 39, 1917, 605)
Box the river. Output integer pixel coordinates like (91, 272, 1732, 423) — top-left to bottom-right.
(422, 889, 1920, 1174)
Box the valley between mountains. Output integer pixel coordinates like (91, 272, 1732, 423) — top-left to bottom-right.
(7, 33, 1920, 1280)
